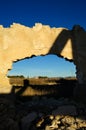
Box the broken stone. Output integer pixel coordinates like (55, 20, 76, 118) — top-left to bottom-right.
(45, 125, 52, 130)
(61, 116, 75, 125)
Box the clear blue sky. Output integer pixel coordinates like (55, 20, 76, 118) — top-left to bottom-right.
(0, 0, 86, 77)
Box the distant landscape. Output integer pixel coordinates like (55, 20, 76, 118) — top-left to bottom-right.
(8, 75, 77, 98)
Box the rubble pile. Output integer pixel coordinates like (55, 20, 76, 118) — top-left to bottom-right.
(0, 95, 86, 130)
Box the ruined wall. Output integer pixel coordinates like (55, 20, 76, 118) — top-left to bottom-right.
(0, 23, 86, 93)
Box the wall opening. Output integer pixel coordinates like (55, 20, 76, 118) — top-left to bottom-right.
(7, 54, 76, 97)
(8, 54, 76, 78)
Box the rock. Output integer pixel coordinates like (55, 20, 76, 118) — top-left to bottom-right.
(77, 121, 86, 128)
(52, 105, 77, 116)
(76, 117, 85, 123)
(75, 116, 86, 129)
(49, 115, 54, 120)
(70, 124, 78, 129)
(55, 115, 63, 121)
(36, 118, 44, 127)
(50, 119, 59, 129)
(45, 125, 52, 130)
(61, 116, 75, 125)
(21, 112, 37, 130)
(66, 127, 76, 130)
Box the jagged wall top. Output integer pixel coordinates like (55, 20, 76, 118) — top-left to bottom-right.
(0, 23, 74, 91)
(0, 23, 73, 61)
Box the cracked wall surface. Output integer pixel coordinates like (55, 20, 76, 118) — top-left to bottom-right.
(0, 23, 86, 93)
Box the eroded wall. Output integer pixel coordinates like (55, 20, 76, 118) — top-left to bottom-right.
(0, 23, 86, 93)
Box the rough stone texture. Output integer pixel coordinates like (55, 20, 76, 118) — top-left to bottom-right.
(0, 96, 85, 130)
(0, 23, 86, 94)
(72, 25, 86, 84)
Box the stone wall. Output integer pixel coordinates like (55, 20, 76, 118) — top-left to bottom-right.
(0, 23, 86, 93)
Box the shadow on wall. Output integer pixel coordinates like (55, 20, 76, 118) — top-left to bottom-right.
(48, 25, 85, 82)
(49, 28, 75, 61)
(48, 26, 86, 102)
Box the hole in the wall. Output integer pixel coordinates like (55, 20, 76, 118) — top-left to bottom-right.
(8, 54, 76, 78)
(7, 55, 76, 97)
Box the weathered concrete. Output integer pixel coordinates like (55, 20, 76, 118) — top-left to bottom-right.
(0, 23, 86, 94)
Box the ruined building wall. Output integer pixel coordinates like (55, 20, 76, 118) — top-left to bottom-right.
(0, 23, 86, 93)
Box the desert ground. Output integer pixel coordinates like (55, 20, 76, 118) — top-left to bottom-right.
(9, 76, 77, 97)
(8, 76, 77, 97)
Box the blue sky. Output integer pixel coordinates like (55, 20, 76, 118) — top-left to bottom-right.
(0, 0, 86, 77)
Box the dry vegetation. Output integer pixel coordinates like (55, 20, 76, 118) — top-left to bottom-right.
(8, 76, 77, 98)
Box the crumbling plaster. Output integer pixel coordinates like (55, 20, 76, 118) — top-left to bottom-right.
(0, 23, 86, 93)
